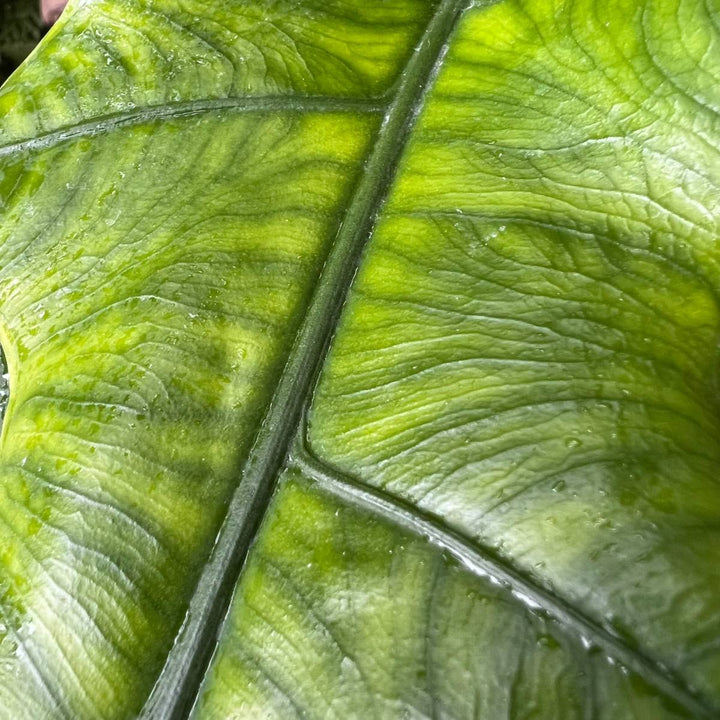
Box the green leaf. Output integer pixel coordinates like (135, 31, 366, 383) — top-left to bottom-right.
(0, 0, 718, 718)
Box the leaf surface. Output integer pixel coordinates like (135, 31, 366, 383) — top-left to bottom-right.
(194, 469, 693, 720)
(309, 0, 720, 710)
(0, 0, 718, 718)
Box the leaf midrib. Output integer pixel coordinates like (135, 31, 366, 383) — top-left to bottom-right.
(140, 0, 472, 717)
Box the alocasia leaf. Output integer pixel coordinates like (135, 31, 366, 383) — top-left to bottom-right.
(0, 0, 718, 718)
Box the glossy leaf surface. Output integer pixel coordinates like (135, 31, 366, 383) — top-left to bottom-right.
(195, 470, 692, 720)
(0, 0, 718, 718)
(0, 110, 376, 718)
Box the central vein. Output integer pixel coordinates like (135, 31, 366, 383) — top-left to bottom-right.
(140, 0, 474, 718)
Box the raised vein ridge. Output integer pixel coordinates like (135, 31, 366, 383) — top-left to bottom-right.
(140, 1, 472, 717)
(0, 95, 385, 160)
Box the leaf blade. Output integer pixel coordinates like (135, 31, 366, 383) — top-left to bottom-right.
(0, 0, 436, 144)
(193, 467, 696, 719)
(308, 0, 720, 710)
(0, 98, 378, 719)
(0, 0, 718, 717)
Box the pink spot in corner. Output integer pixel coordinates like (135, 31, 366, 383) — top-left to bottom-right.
(41, 0, 68, 26)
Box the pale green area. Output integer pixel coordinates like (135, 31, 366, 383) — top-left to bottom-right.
(309, 0, 720, 710)
(194, 470, 691, 720)
(0, 109, 377, 718)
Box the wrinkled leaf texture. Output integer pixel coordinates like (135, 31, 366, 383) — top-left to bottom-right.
(0, 0, 718, 718)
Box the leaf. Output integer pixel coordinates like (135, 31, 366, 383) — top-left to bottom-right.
(0, 0, 718, 718)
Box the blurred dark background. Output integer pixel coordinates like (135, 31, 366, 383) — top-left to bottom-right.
(0, 0, 44, 84)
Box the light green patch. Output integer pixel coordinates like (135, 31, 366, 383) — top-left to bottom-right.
(0, 107, 378, 717)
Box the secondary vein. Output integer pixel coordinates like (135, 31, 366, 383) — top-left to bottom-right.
(0, 95, 385, 160)
(291, 448, 717, 720)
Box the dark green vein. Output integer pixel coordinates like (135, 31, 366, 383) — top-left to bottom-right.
(0, 95, 384, 160)
(140, 1, 471, 718)
(291, 448, 717, 720)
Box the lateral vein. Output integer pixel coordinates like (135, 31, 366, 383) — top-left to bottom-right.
(0, 95, 385, 160)
(291, 448, 718, 720)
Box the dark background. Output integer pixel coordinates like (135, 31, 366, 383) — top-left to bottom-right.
(0, 0, 44, 84)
